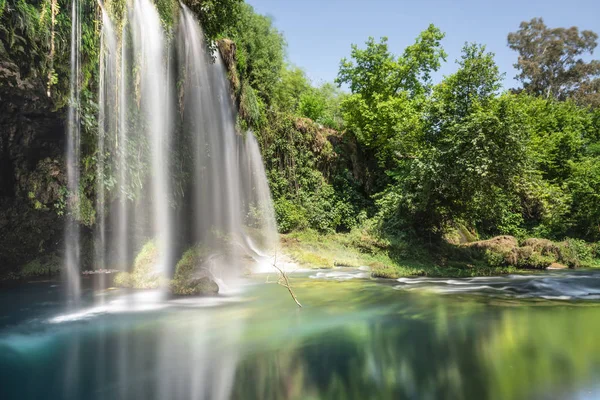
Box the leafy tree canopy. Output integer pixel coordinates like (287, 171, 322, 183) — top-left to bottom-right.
(508, 17, 600, 107)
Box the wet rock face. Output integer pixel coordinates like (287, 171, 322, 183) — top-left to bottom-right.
(0, 61, 65, 274)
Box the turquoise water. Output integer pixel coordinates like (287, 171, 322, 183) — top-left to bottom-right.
(1, 269, 600, 399)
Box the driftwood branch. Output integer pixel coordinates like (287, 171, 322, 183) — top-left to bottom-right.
(267, 254, 302, 308)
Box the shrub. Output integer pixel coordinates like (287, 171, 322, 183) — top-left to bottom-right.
(557, 238, 593, 268)
(20, 255, 61, 277)
(274, 198, 308, 233)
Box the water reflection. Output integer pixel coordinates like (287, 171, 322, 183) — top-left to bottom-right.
(1, 271, 600, 399)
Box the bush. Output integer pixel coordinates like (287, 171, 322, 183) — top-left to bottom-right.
(274, 198, 308, 233)
(557, 238, 593, 268)
(20, 255, 61, 277)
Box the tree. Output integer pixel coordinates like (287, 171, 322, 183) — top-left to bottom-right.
(225, 3, 286, 104)
(297, 83, 346, 128)
(335, 25, 446, 161)
(272, 65, 311, 113)
(429, 43, 503, 127)
(337, 24, 447, 102)
(298, 90, 326, 121)
(508, 17, 600, 106)
(379, 44, 528, 236)
(568, 157, 600, 240)
(183, 0, 243, 41)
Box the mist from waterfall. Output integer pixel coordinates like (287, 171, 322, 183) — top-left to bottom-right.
(86, 1, 279, 303)
(64, 0, 82, 304)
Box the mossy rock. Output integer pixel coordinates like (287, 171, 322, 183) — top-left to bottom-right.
(508, 246, 555, 269)
(469, 236, 558, 270)
(170, 245, 219, 296)
(173, 245, 208, 280)
(113, 271, 133, 288)
(519, 237, 591, 268)
(129, 240, 164, 289)
(521, 238, 561, 257)
(171, 277, 219, 296)
(444, 223, 478, 245)
(464, 236, 518, 254)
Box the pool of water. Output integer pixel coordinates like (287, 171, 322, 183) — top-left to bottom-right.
(1, 269, 600, 399)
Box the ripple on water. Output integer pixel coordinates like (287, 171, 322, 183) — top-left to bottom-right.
(393, 270, 600, 301)
(309, 269, 371, 281)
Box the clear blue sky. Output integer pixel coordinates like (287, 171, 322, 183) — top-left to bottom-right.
(246, 0, 600, 89)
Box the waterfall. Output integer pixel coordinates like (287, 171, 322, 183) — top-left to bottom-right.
(96, 8, 118, 287)
(115, 22, 129, 272)
(86, 2, 279, 301)
(96, 7, 119, 300)
(179, 5, 278, 282)
(130, 0, 173, 286)
(243, 132, 279, 252)
(64, 0, 81, 303)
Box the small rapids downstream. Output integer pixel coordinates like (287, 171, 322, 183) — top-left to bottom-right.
(394, 270, 600, 300)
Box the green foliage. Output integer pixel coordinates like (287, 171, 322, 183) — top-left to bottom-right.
(183, 0, 242, 41)
(113, 271, 132, 288)
(558, 238, 594, 268)
(337, 25, 447, 101)
(274, 198, 307, 233)
(272, 65, 311, 113)
(336, 26, 446, 161)
(257, 110, 366, 233)
(224, 3, 285, 105)
(508, 17, 600, 107)
(20, 254, 61, 277)
(379, 45, 524, 235)
(566, 157, 600, 240)
(173, 245, 206, 279)
(298, 90, 326, 121)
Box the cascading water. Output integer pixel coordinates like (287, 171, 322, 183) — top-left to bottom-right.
(242, 132, 279, 254)
(64, 0, 82, 304)
(114, 21, 129, 273)
(96, 8, 118, 290)
(130, 0, 173, 287)
(88, 2, 278, 302)
(179, 5, 278, 283)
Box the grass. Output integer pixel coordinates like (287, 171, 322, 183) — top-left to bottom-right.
(279, 228, 558, 279)
(280, 229, 443, 278)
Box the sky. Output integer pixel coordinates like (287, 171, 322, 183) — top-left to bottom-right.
(245, 0, 600, 90)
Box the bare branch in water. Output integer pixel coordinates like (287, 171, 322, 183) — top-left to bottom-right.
(267, 254, 302, 308)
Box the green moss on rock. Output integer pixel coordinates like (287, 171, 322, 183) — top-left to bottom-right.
(170, 246, 219, 296)
(110, 240, 166, 289)
(465, 236, 593, 270)
(170, 277, 219, 296)
(130, 240, 161, 289)
(113, 271, 133, 288)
